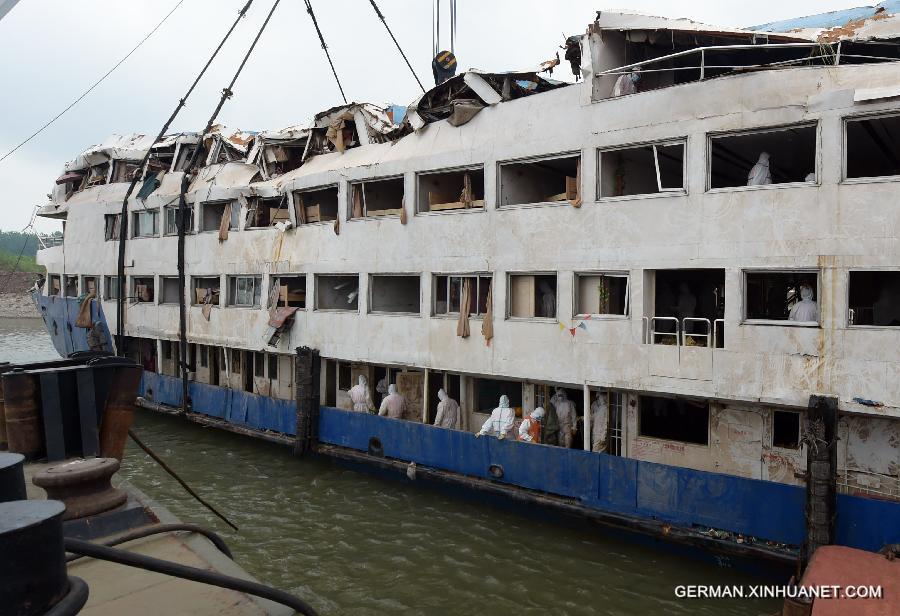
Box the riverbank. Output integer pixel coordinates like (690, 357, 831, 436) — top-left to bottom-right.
(0, 271, 40, 317)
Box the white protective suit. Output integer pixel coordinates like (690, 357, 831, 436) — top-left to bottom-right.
(433, 388, 461, 429)
(747, 152, 772, 186)
(378, 384, 407, 419)
(590, 395, 609, 452)
(348, 375, 374, 413)
(612, 72, 640, 97)
(477, 395, 515, 439)
(518, 407, 545, 442)
(554, 389, 578, 449)
(789, 284, 818, 322)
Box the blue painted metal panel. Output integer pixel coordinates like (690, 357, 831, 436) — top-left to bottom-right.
(748, 1, 900, 33)
(596, 454, 638, 513)
(33, 293, 114, 357)
(836, 493, 900, 552)
(189, 382, 230, 419)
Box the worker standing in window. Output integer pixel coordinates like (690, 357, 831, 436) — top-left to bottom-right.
(476, 395, 515, 439)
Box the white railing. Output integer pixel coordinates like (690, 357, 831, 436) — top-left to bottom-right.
(37, 233, 63, 249)
(645, 316, 724, 349)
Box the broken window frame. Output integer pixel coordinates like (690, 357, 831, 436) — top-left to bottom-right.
(291, 184, 339, 225)
(573, 272, 630, 318)
(159, 276, 181, 305)
(847, 269, 900, 328)
(367, 274, 422, 316)
(706, 122, 819, 192)
(432, 273, 492, 318)
(842, 111, 900, 183)
(163, 205, 195, 236)
(80, 275, 99, 297)
(245, 195, 289, 229)
(63, 275, 78, 297)
(226, 275, 262, 308)
(104, 214, 121, 241)
(48, 275, 62, 296)
(415, 165, 486, 215)
(131, 276, 155, 304)
(742, 269, 820, 326)
(269, 274, 307, 309)
(506, 272, 558, 321)
(597, 139, 687, 200)
(314, 274, 360, 312)
(103, 276, 120, 301)
(348, 176, 405, 220)
(191, 276, 221, 306)
(497, 151, 582, 209)
(199, 200, 240, 233)
(131, 208, 159, 238)
(80, 163, 111, 190)
(111, 160, 142, 184)
(173, 143, 199, 173)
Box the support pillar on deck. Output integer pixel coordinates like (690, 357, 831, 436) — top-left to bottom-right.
(804, 394, 838, 563)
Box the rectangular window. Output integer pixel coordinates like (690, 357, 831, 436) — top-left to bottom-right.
(163, 341, 172, 360)
(270, 275, 306, 308)
(575, 273, 628, 317)
(254, 352, 265, 378)
(64, 275, 78, 297)
(474, 378, 522, 414)
(261, 142, 306, 177)
(338, 362, 351, 390)
(650, 269, 726, 346)
(48, 274, 61, 296)
(508, 273, 557, 319)
(293, 186, 339, 224)
(369, 275, 421, 314)
(848, 270, 900, 326)
(845, 114, 900, 180)
(199, 345, 209, 368)
(164, 206, 194, 236)
(200, 201, 239, 232)
(745, 271, 818, 323)
(599, 141, 685, 198)
(773, 410, 800, 449)
(245, 196, 289, 228)
(227, 276, 262, 308)
(111, 160, 141, 184)
(192, 276, 221, 306)
(160, 276, 180, 304)
(433, 274, 491, 316)
(104, 214, 121, 241)
(709, 124, 817, 189)
(268, 354, 278, 380)
(639, 395, 709, 445)
(315, 274, 359, 311)
(499, 153, 580, 207)
(132, 277, 155, 303)
(349, 177, 404, 219)
(104, 276, 120, 300)
(81, 276, 99, 297)
(82, 163, 110, 189)
(132, 209, 159, 238)
(417, 167, 485, 213)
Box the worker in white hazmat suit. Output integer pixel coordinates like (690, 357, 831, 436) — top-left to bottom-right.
(433, 388, 461, 429)
(476, 395, 515, 439)
(539, 281, 556, 319)
(518, 407, 545, 443)
(612, 71, 640, 97)
(348, 375, 375, 413)
(590, 393, 609, 452)
(747, 152, 772, 186)
(789, 284, 818, 322)
(554, 389, 578, 448)
(378, 383, 407, 419)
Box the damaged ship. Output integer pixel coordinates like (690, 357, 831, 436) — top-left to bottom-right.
(31, 6, 900, 570)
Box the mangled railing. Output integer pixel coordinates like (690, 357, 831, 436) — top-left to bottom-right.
(36, 234, 63, 249)
(595, 41, 899, 95)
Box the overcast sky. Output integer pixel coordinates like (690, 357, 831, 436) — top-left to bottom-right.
(0, 0, 862, 232)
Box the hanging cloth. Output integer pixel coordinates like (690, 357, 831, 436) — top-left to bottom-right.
(295, 193, 307, 225)
(75, 292, 96, 328)
(456, 278, 472, 338)
(461, 172, 473, 208)
(400, 195, 408, 225)
(351, 184, 364, 219)
(481, 284, 494, 344)
(218, 202, 232, 241)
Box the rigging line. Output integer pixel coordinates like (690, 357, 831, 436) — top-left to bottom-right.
(0, 206, 37, 294)
(368, 0, 426, 93)
(115, 0, 256, 353)
(0, 0, 186, 165)
(303, 0, 347, 104)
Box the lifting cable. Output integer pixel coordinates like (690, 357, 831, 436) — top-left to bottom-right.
(175, 0, 282, 413)
(0, 0, 187, 165)
(303, 0, 348, 103)
(369, 0, 426, 94)
(115, 0, 256, 354)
